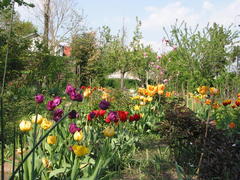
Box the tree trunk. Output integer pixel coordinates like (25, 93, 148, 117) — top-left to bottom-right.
(44, 0, 50, 48)
(120, 71, 125, 89)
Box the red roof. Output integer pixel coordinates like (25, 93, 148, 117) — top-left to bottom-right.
(64, 46, 72, 56)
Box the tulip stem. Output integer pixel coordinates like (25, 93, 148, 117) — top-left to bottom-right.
(10, 113, 69, 180)
(31, 106, 39, 179)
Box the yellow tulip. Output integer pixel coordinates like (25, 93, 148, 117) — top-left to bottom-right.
(72, 145, 89, 156)
(41, 118, 53, 130)
(83, 88, 92, 97)
(31, 114, 43, 124)
(146, 96, 153, 102)
(102, 92, 109, 100)
(47, 136, 57, 145)
(73, 131, 84, 141)
(158, 90, 164, 95)
(103, 126, 115, 137)
(134, 105, 140, 111)
(19, 120, 32, 132)
(42, 157, 52, 168)
(131, 95, 140, 100)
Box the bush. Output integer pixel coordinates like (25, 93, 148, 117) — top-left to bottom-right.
(159, 98, 240, 179)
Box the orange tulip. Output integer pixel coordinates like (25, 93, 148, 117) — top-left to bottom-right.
(205, 99, 211, 105)
(228, 122, 236, 129)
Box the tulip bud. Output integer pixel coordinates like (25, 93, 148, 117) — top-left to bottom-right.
(19, 120, 32, 132)
(103, 126, 115, 137)
(47, 136, 57, 145)
(41, 118, 53, 130)
(31, 114, 43, 124)
(73, 131, 84, 141)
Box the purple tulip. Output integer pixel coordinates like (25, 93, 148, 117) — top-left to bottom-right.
(70, 91, 83, 102)
(107, 111, 118, 122)
(65, 84, 75, 95)
(53, 96, 62, 106)
(68, 110, 79, 119)
(69, 123, 81, 134)
(99, 100, 110, 110)
(35, 94, 44, 103)
(47, 100, 56, 111)
(53, 109, 64, 122)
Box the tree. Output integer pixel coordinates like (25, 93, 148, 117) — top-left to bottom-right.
(32, 0, 85, 51)
(163, 22, 239, 90)
(0, 9, 36, 83)
(71, 32, 100, 86)
(0, 0, 33, 10)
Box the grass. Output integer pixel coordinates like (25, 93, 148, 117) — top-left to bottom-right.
(113, 134, 178, 180)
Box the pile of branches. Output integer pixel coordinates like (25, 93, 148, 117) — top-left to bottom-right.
(158, 98, 240, 180)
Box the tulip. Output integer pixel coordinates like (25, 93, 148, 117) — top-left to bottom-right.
(102, 92, 109, 100)
(222, 99, 231, 106)
(31, 114, 43, 124)
(35, 94, 44, 103)
(117, 111, 129, 122)
(83, 88, 92, 97)
(209, 87, 219, 95)
(87, 111, 96, 121)
(99, 100, 110, 110)
(73, 131, 84, 141)
(72, 145, 89, 156)
(41, 118, 53, 130)
(19, 120, 32, 132)
(134, 105, 140, 111)
(205, 99, 211, 105)
(212, 103, 220, 109)
(157, 84, 165, 91)
(68, 110, 79, 119)
(235, 99, 240, 107)
(197, 86, 208, 95)
(53, 109, 64, 122)
(107, 111, 118, 122)
(53, 96, 62, 106)
(70, 91, 83, 102)
(69, 123, 81, 134)
(42, 158, 52, 168)
(46, 100, 56, 111)
(65, 84, 75, 95)
(103, 126, 115, 137)
(228, 122, 236, 129)
(47, 136, 57, 145)
(165, 92, 172, 97)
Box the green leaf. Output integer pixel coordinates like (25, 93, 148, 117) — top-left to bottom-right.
(49, 168, 67, 178)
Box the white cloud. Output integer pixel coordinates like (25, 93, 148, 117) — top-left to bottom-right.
(209, 0, 240, 26)
(142, 2, 200, 31)
(203, 1, 214, 11)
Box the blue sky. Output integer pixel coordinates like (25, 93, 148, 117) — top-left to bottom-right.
(17, 0, 240, 51)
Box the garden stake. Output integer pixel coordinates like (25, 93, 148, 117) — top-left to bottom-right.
(0, 2, 15, 179)
(12, 123, 16, 175)
(10, 113, 69, 180)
